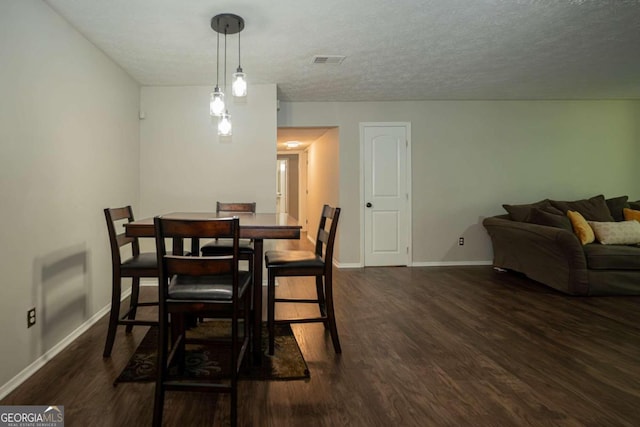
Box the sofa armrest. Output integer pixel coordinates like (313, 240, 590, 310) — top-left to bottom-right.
(483, 216, 589, 295)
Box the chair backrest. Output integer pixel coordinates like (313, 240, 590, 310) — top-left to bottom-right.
(104, 206, 139, 266)
(216, 201, 256, 213)
(315, 205, 341, 268)
(154, 216, 241, 296)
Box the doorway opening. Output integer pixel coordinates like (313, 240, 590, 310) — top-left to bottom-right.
(276, 126, 338, 236)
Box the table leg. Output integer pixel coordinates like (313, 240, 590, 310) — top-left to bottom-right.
(252, 238, 264, 364)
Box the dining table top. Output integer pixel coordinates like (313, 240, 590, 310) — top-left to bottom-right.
(125, 212, 301, 239)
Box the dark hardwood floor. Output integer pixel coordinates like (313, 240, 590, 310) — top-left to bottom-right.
(3, 235, 640, 426)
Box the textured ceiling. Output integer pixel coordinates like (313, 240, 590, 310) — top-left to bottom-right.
(45, 0, 640, 102)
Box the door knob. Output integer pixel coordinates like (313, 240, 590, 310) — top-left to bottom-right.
(366, 202, 372, 208)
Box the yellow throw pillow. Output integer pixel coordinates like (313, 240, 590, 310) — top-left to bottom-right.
(567, 210, 595, 245)
(623, 207, 640, 222)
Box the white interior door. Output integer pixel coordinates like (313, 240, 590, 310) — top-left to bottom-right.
(362, 123, 411, 266)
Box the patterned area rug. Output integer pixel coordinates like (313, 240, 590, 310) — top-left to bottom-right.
(114, 321, 309, 384)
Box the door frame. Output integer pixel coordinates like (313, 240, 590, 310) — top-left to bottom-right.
(359, 122, 412, 267)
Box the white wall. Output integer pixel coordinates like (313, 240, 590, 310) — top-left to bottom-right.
(278, 100, 640, 265)
(0, 1, 140, 389)
(306, 128, 340, 258)
(139, 85, 278, 217)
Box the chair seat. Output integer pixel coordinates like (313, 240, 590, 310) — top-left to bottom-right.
(201, 240, 254, 256)
(265, 250, 324, 268)
(121, 251, 158, 269)
(168, 272, 252, 301)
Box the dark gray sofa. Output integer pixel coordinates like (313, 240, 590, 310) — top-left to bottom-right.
(483, 195, 640, 296)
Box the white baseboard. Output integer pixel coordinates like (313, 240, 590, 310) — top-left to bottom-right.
(335, 261, 363, 269)
(334, 260, 493, 269)
(0, 288, 132, 400)
(411, 260, 493, 267)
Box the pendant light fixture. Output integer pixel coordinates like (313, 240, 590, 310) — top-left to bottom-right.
(218, 111, 232, 136)
(232, 27, 247, 97)
(210, 13, 246, 136)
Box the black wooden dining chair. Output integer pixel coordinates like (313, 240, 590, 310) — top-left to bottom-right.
(201, 201, 256, 270)
(265, 205, 341, 355)
(153, 216, 251, 427)
(103, 206, 159, 358)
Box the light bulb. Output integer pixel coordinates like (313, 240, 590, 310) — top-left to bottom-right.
(218, 112, 232, 136)
(232, 70, 247, 97)
(210, 87, 225, 116)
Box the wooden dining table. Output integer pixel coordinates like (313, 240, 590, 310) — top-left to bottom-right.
(124, 212, 301, 363)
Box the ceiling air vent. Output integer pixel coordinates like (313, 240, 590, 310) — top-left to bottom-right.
(312, 55, 346, 64)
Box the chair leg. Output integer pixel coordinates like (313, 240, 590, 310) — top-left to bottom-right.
(324, 274, 342, 354)
(172, 314, 186, 374)
(267, 270, 276, 355)
(103, 273, 122, 357)
(152, 374, 165, 427)
(153, 308, 169, 427)
(244, 281, 251, 356)
(230, 381, 237, 427)
(315, 275, 327, 320)
(230, 308, 238, 427)
(125, 277, 140, 333)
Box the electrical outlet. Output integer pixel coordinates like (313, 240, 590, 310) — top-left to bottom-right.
(27, 308, 36, 328)
(458, 237, 464, 246)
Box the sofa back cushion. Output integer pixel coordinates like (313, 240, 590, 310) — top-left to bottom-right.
(502, 199, 550, 222)
(502, 199, 565, 222)
(551, 195, 614, 222)
(605, 195, 629, 221)
(528, 208, 572, 230)
(628, 201, 640, 211)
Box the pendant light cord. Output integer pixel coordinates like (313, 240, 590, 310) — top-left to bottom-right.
(224, 27, 228, 91)
(238, 29, 241, 69)
(215, 18, 220, 87)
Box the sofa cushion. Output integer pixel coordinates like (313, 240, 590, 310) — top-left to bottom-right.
(528, 207, 572, 230)
(502, 199, 550, 222)
(588, 221, 640, 245)
(605, 195, 629, 222)
(624, 208, 640, 222)
(503, 200, 563, 223)
(584, 243, 640, 270)
(629, 201, 640, 210)
(551, 195, 614, 222)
